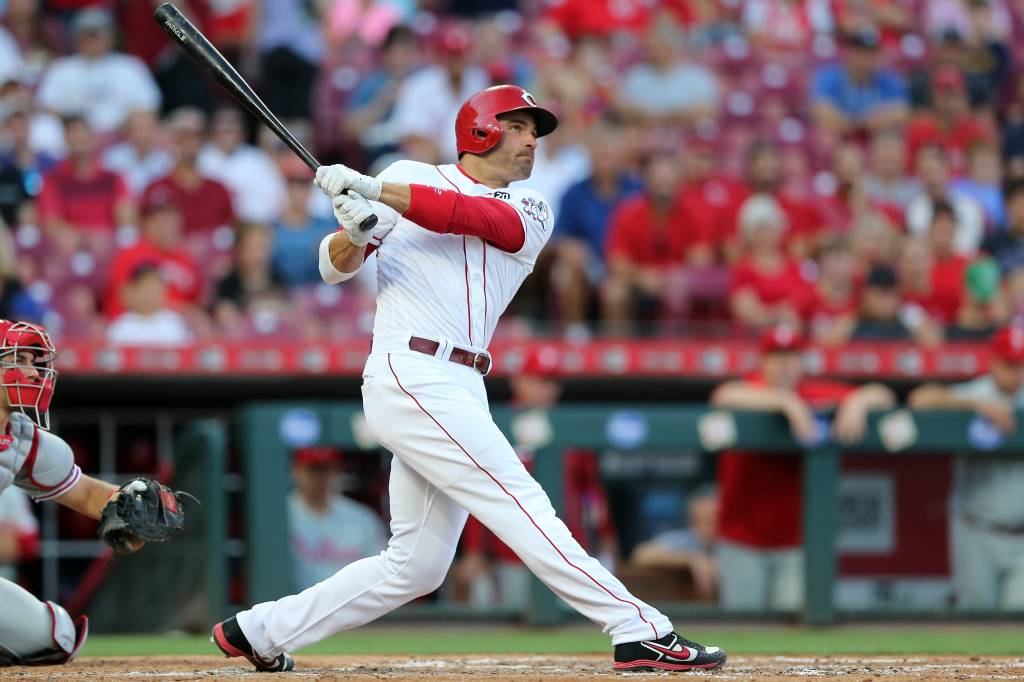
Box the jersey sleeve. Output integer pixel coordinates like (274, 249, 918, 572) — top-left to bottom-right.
(14, 427, 82, 502)
(491, 187, 555, 268)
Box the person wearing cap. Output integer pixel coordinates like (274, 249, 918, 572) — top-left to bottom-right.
(390, 21, 489, 163)
(710, 326, 895, 610)
(728, 194, 808, 329)
(271, 158, 338, 288)
(105, 188, 203, 320)
(288, 446, 388, 592)
(602, 151, 713, 332)
(950, 257, 1006, 339)
(909, 326, 1024, 610)
(905, 64, 993, 177)
(35, 8, 160, 133)
(141, 108, 236, 236)
(810, 27, 909, 136)
(454, 346, 618, 610)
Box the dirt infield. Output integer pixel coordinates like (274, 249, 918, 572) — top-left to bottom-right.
(4, 655, 1024, 680)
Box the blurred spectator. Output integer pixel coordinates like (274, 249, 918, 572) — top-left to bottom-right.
(927, 201, 970, 324)
(951, 257, 1005, 338)
(0, 22, 21, 88)
(924, 0, 1011, 54)
(289, 446, 388, 592)
(1, 0, 62, 84)
(101, 109, 173, 196)
(895, 239, 946, 344)
(848, 264, 918, 341)
(256, 0, 324, 121)
(391, 22, 488, 163)
(744, 0, 835, 52)
(106, 188, 203, 319)
(677, 136, 745, 261)
(142, 108, 235, 236)
(36, 115, 134, 253)
(541, 0, 654, 39)
(815, 139, 901, 234)
(909, 325, 1024, 611)
(863, 130, 918, 210)
(323, 0, 405, 47)
(106, 263, 192, 346)
(909, 29, 967, 110)
(711, 326, 895, 611)
(629, 485, 718, 601)
(810, 27, 909, 137)
(0, 219, 47, 323)
(982, 180, 1024, 272)
(35, 8, 161, 134)
(0, 486, 38, 582)
(950, 138, 1005, 229)
(551, 122, 641, 329)
(959, 0, 1011, 107)
(728, 195, 806, 329)
(799, 237, 859, 345)
(343, 25, 418, 166)
(0, 74, 66, 159)
(454, 346, 617, 608)
(616, 22, 720, 127)
(271, 157, 335, 288)
(198, 107, 286, 224)
(602, 152, 708, 330)
(905, 65, 992, 177)
(849, 213, 901, 271)
(0, 104, 58, 226)
(213, 222, 288, 328)
(905, 144, 984, 255)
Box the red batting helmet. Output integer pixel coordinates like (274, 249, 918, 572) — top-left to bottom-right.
(455, 85, 558, 157)
(0, 320, 57, 429)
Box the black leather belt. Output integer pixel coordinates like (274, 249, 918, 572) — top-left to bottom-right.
(408, 336, 492, 376)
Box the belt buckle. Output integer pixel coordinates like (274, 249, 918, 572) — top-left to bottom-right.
(472, 351, 492, 376)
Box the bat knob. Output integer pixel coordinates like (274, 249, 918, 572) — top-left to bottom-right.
(359, 214, 378, 232)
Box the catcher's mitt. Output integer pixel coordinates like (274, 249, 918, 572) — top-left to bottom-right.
(97, 478, 194, 556)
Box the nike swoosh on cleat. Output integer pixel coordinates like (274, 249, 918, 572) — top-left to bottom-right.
(641, 642, 699, 662)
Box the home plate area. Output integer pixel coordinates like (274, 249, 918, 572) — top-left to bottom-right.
(4, 655, 1024, 680)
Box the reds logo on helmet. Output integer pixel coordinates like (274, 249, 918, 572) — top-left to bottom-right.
(455, 85, 558, 157)
(0, 320, 57, 429)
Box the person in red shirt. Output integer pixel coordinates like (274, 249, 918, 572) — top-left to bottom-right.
(729, 194, 810, 329)
(928, 201, 970, 324)
(542, 0, 653, 40)
(140, 108, 235, 237)
(799, 237, 860, 345)
(905, 65, 992, 177)
(105, 188, 203, 319)
(727, 141, 823, 261)
(710, 326, 895, 610)
(677, 135, 746, 263)
(602, 152, 711, 329)
(36, 115, 135, 255)
(453, 346, 618, 609)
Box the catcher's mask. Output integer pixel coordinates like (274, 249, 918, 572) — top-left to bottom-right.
(0, 320, 57, 429)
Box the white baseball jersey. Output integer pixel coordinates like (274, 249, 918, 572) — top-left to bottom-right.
(366, 161, 554, 351)
(0, 412, 81, 502)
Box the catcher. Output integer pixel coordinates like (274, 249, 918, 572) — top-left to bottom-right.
(0, 320, 188, 667)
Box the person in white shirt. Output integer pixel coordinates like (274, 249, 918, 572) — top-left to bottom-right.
(101, 110, 173, 196)
(288, 446, 388, 591)
(197, 108, 286, 223)
(106, 264, 191, 346)
(35, 9, 161, 134)
(905, 143, 984, 255)
(212, 85, 726, 674)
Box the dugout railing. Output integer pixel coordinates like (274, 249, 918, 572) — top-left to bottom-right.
(234, 402, 1024, 627)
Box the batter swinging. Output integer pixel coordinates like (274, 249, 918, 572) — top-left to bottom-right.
(212, 85, 727, 674)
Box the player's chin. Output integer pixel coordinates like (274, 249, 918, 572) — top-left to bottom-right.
(513, 158, 533, 180)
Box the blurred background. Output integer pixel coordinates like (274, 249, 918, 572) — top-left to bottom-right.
(2, 0, 1024, 634)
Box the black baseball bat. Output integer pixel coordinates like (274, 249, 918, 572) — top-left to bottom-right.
(153, 3, 377, 231)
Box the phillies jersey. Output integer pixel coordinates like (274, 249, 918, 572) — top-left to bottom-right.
(367, 161, 554, 350)
(2, 412, 81, 502)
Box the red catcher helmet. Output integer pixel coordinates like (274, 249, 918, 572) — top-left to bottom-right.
(0, 320, 57, 429)
(455, 85, 558, 157)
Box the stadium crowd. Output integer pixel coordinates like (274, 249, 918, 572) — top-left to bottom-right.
(1, 0, 1024, 344)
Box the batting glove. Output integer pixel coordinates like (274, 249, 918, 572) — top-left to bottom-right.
(334, 191, 379, 246)
(315, 164, 382, 202)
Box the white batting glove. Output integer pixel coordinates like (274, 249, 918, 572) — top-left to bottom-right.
(334, 190, 379, 246)
(315, 164, 382, 202)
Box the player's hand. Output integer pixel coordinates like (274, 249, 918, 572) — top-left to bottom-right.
(334, 191, 379, 247)
(782, 394, 818, 444)
(973, 398, 1016, 433)
(832, 400, 868, 445)
(315, 164, 382, 202)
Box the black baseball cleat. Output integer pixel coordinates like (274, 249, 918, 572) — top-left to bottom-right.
(614, 631, 727, 672)
(211, 616, 294, 672)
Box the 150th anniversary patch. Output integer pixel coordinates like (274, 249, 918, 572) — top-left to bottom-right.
(520, 197, 549, 225)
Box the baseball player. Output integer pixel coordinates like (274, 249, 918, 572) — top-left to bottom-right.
(212, 85, 726, 673)
(0, 320, 188, 667)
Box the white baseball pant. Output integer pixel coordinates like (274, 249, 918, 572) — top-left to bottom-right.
(237, 349, 672, 657)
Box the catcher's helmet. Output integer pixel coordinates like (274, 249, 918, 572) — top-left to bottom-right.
(0, 320, 57, 429)
(455, 85, 558, 157)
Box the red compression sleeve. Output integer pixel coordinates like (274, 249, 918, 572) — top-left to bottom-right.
(404, 184, 526, 252)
